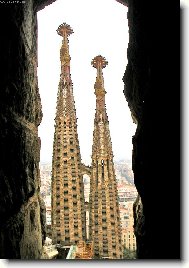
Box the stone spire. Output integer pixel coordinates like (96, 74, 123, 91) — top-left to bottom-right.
(89, 55, 123, 259)
(55, 23, 75, 119)
(51, 23, 86, 246)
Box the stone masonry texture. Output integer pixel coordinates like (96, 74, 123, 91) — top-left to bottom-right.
(89, 56, 122, 259)
(51, 23, 86, 246)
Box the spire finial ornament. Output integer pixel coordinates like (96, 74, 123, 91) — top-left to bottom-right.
(91, 55, 108, 97)
(57, 23, 73, 66)
(57, 22, 74, 37)
(91, 55, 108, 69)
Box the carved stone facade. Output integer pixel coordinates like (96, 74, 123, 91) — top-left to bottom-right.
(51, 23, 86, 245)
(89, 56, 122, 259)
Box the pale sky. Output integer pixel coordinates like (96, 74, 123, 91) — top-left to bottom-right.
(37, 0, 137, 165)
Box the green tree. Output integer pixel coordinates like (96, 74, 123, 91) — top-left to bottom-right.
(123, 247, 136, 259)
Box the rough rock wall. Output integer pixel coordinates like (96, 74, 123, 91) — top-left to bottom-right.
(35, 0, 57, 11)
(133, 195, 146, 257)
(0, 0, 45, 259)
(124, 0, 180, 259)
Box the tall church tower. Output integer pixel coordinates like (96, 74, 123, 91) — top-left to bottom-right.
(51, 23, 86, 246)
(89, 55, 122, 259)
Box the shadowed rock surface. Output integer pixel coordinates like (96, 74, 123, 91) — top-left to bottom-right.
(124, 0, 180, 259)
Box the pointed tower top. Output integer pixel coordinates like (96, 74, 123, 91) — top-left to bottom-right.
(57, 23, 74, 37)
(92, 55, 108, 97)
(55, 23, 75, 118)
(57, 23, 73, 71)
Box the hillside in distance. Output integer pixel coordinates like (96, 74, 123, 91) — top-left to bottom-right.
(114, 160, 134, 185)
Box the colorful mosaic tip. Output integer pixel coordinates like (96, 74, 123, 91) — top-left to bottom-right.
(91, 55, 108, 69)
(57, 23, 74, 37)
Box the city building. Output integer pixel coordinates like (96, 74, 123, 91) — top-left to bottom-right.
(51, 23, 86, 246)
(40, 163, 51, 198)
(89, 55, 122, 259)
(118, 182, 138, 204)
(116, 166, 137, 257)
(120, 202, 136, 252)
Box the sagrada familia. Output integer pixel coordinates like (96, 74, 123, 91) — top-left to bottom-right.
(51, 23, 122, 259)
